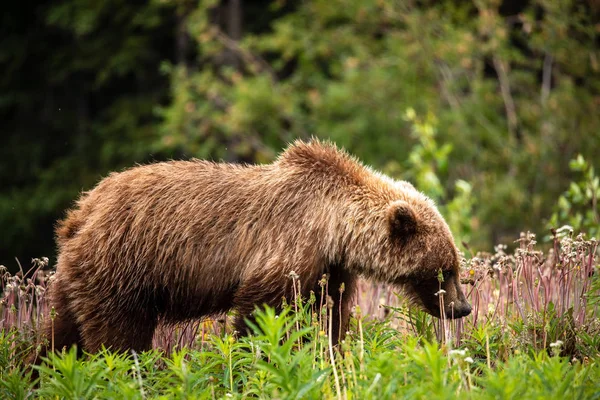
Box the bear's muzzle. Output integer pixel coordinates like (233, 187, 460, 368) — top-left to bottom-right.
(446, 302, 472, 319)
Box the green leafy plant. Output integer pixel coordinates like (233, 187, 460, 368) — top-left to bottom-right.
(401, 108, 476, 245)
(548, 154, 600, 239)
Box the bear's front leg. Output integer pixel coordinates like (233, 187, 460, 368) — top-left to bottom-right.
(320, 269, 357, 346)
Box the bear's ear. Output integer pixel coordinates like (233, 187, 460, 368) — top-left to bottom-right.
(387, 200, 418, 239)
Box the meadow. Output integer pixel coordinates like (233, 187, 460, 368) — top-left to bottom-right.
(3, 1, 599, 398)
(0, 231, 598, 399)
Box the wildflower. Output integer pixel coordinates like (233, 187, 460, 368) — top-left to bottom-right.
(318, 274, 328, 287)
(449, 349, 466, 357)
(288, 271, 299, 280)
(435, 289, 446, 296)
(465, 357, 474, 363)
(494, 244, 507, 254)
(550, 340, 564, 348)
(354, 305, 362, 317)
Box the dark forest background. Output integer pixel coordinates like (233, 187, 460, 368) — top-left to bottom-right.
(2, 0, 599, 271)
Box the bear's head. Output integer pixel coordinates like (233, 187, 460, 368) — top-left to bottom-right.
(385, 193, 472, 319)
(281, 139, 471, 319)
(340, 183, 472, 320)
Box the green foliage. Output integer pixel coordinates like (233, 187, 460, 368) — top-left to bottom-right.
(158, 0, 599, 250)
(548, 154, 600, 239)
(246, 307, 329, 399)
(0, 330, 34, 400)
(35, 348, 105, 398)
(0, 305, 596, 398)
(0, 329, 29, 375)
(3, 0, 600, 264)
(0, 0, 178, 266)
(402, 109, 475, 245)
(476, 351, 597, 400)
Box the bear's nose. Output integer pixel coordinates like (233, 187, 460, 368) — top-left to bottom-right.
(447, 303, 472, 318)
(460, 303, 473, 317)
(455, 303, 472, 318)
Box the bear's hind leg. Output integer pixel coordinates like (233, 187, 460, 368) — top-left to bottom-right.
(45, 306, 83, 355)
(27, 277, 83, 371)
(78, 304, 157, 354)
(43, 278, 83, 355)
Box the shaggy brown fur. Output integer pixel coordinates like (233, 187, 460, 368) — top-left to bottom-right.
(43, 140, 470, 355)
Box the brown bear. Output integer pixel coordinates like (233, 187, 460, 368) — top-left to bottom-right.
(43, 139, 470, 354)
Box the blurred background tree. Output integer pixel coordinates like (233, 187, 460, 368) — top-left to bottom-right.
(1, 0, 599, 270)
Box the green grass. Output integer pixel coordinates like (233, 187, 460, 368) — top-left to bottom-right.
(1, 306, 599, 399)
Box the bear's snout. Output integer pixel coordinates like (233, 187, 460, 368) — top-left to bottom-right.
(447, 302, 472, 319)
